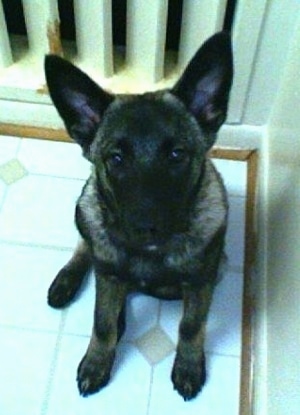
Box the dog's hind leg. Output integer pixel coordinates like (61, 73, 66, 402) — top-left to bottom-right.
(48, 239, 92, 308)
(77, 275, 128, 396)
(171, 282, 214, 401)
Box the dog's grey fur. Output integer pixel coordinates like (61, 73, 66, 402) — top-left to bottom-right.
(45, 32, 233, 401)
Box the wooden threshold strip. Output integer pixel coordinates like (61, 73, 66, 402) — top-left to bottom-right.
(239, 149, 258, 415)
(0, 122, 257, 415)
(0, 123, 70, 142)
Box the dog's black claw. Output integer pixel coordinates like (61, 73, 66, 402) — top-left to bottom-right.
(77, 373, 110, 397)
(77, 353, 113, 397)
(171, 355, 206, 401)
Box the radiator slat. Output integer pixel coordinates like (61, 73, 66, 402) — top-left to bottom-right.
(74, 0, 113, 77)
(179, 0, 227, 68)
(22, 0, 61, 59)
(127, 0, 168, 83)
(0, 1, 12, 68)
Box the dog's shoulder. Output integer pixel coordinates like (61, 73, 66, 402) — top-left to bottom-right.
(76, 170, 119, 263)
(77, 170, 102, 224)
(191, 157, 228, 237)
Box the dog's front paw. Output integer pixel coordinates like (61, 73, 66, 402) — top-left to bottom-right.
(77, 352, 115, 397)
(171, 354, 206, 401)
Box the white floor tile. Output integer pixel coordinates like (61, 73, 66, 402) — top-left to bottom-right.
(63, 273, 95, 337)
(63, 287, 161, 341)
(0, 243, 70, 331)
(124, 293, 160, 341)
(0, 181, 6, 208)
(0, 136, 20, 164)
(159, 300, 182, 344)
(213, 159, 247, 197)
(148, 353, 240, 415)
(206, 271, 243, 356)
(226, 196, 246, 270)
(46, 336, 151, 415)
(159, 271, 243, 357)
(0, 175, 83, 247)
(0, 328, 57, 415)
(18, 138, 91, 179)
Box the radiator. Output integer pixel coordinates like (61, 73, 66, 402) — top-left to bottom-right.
(0, 0, 269, 127)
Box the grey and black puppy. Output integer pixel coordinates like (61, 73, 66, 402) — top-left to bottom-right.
(45, 32, 233, 401)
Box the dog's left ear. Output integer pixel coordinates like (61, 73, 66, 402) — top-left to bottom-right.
(45, 55, 113, 152)
(172, 32, 233, 137)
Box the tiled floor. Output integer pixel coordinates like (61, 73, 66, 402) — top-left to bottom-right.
(0, 135, 247, 415)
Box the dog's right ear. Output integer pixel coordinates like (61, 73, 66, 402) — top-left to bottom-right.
(172, 32, 233, 139)
(45, 55, 113, 151)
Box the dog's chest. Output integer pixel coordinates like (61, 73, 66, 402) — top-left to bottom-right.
(100, 245, 177, 287)
(126, 251, 168, 284)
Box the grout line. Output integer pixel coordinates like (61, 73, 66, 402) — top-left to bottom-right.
(40, 310, 68, 415)
(58, 331, 91, 339)
(156, 300, 162, 326)
(228, 193, 247, 200)
(0, 320, 96, 342)
(216, 188, 247, 202)
(0, 323, 62, 336)
(15, 136, 23, 156)
(0, 182, 9, 211)
(226, 264, 244, 275)
(205, 351, 242, 360)
(0, 238, 75, 252)
(28, 171, 88, 183)
(146, 367, 155, 415)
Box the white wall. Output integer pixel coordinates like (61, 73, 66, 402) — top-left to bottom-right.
(263, 15, 300, 415)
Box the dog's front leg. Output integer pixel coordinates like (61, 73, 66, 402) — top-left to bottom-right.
(172, 282, 214, 401)
(48, 239, 91, 308)
(77, 274, 128, 396)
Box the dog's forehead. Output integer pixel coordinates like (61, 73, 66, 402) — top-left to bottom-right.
(102, 92, 194, 142)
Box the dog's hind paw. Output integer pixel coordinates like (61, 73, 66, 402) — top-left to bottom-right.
(47, 267, 84, 308)
(171, 354, 206, 401)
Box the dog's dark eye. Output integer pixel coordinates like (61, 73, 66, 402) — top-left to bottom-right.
(169, 148, 186, 163)
(107, 152, 123, 168)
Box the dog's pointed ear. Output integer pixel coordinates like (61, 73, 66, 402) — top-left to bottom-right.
(172, 32, 233, 137)
(45, 55, 113, 151)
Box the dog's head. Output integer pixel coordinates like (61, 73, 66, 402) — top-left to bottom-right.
(45, 32, 233, 249)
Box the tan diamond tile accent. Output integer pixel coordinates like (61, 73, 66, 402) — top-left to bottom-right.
(135, 326, 175, 365)
(0, 159, 28, 185)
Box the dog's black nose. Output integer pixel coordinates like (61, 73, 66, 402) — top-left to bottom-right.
(131, 218, 162, 244)
(135, 224, 158, 238)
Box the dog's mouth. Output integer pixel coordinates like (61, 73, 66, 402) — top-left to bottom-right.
(123, 220, 188, 253)
(127, 230, 165, 252)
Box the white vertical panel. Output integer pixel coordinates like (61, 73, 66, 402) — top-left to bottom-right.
(178, 0, 227, 69)
(127, 0, 168, 83)
(266, 16, 300, 415)
(227, 0, 269, 124)
(22, 0, 60, 59)
(0, 1, 13, 68)
(74, 0, 113, 77)
(242, 0, 300, 126)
